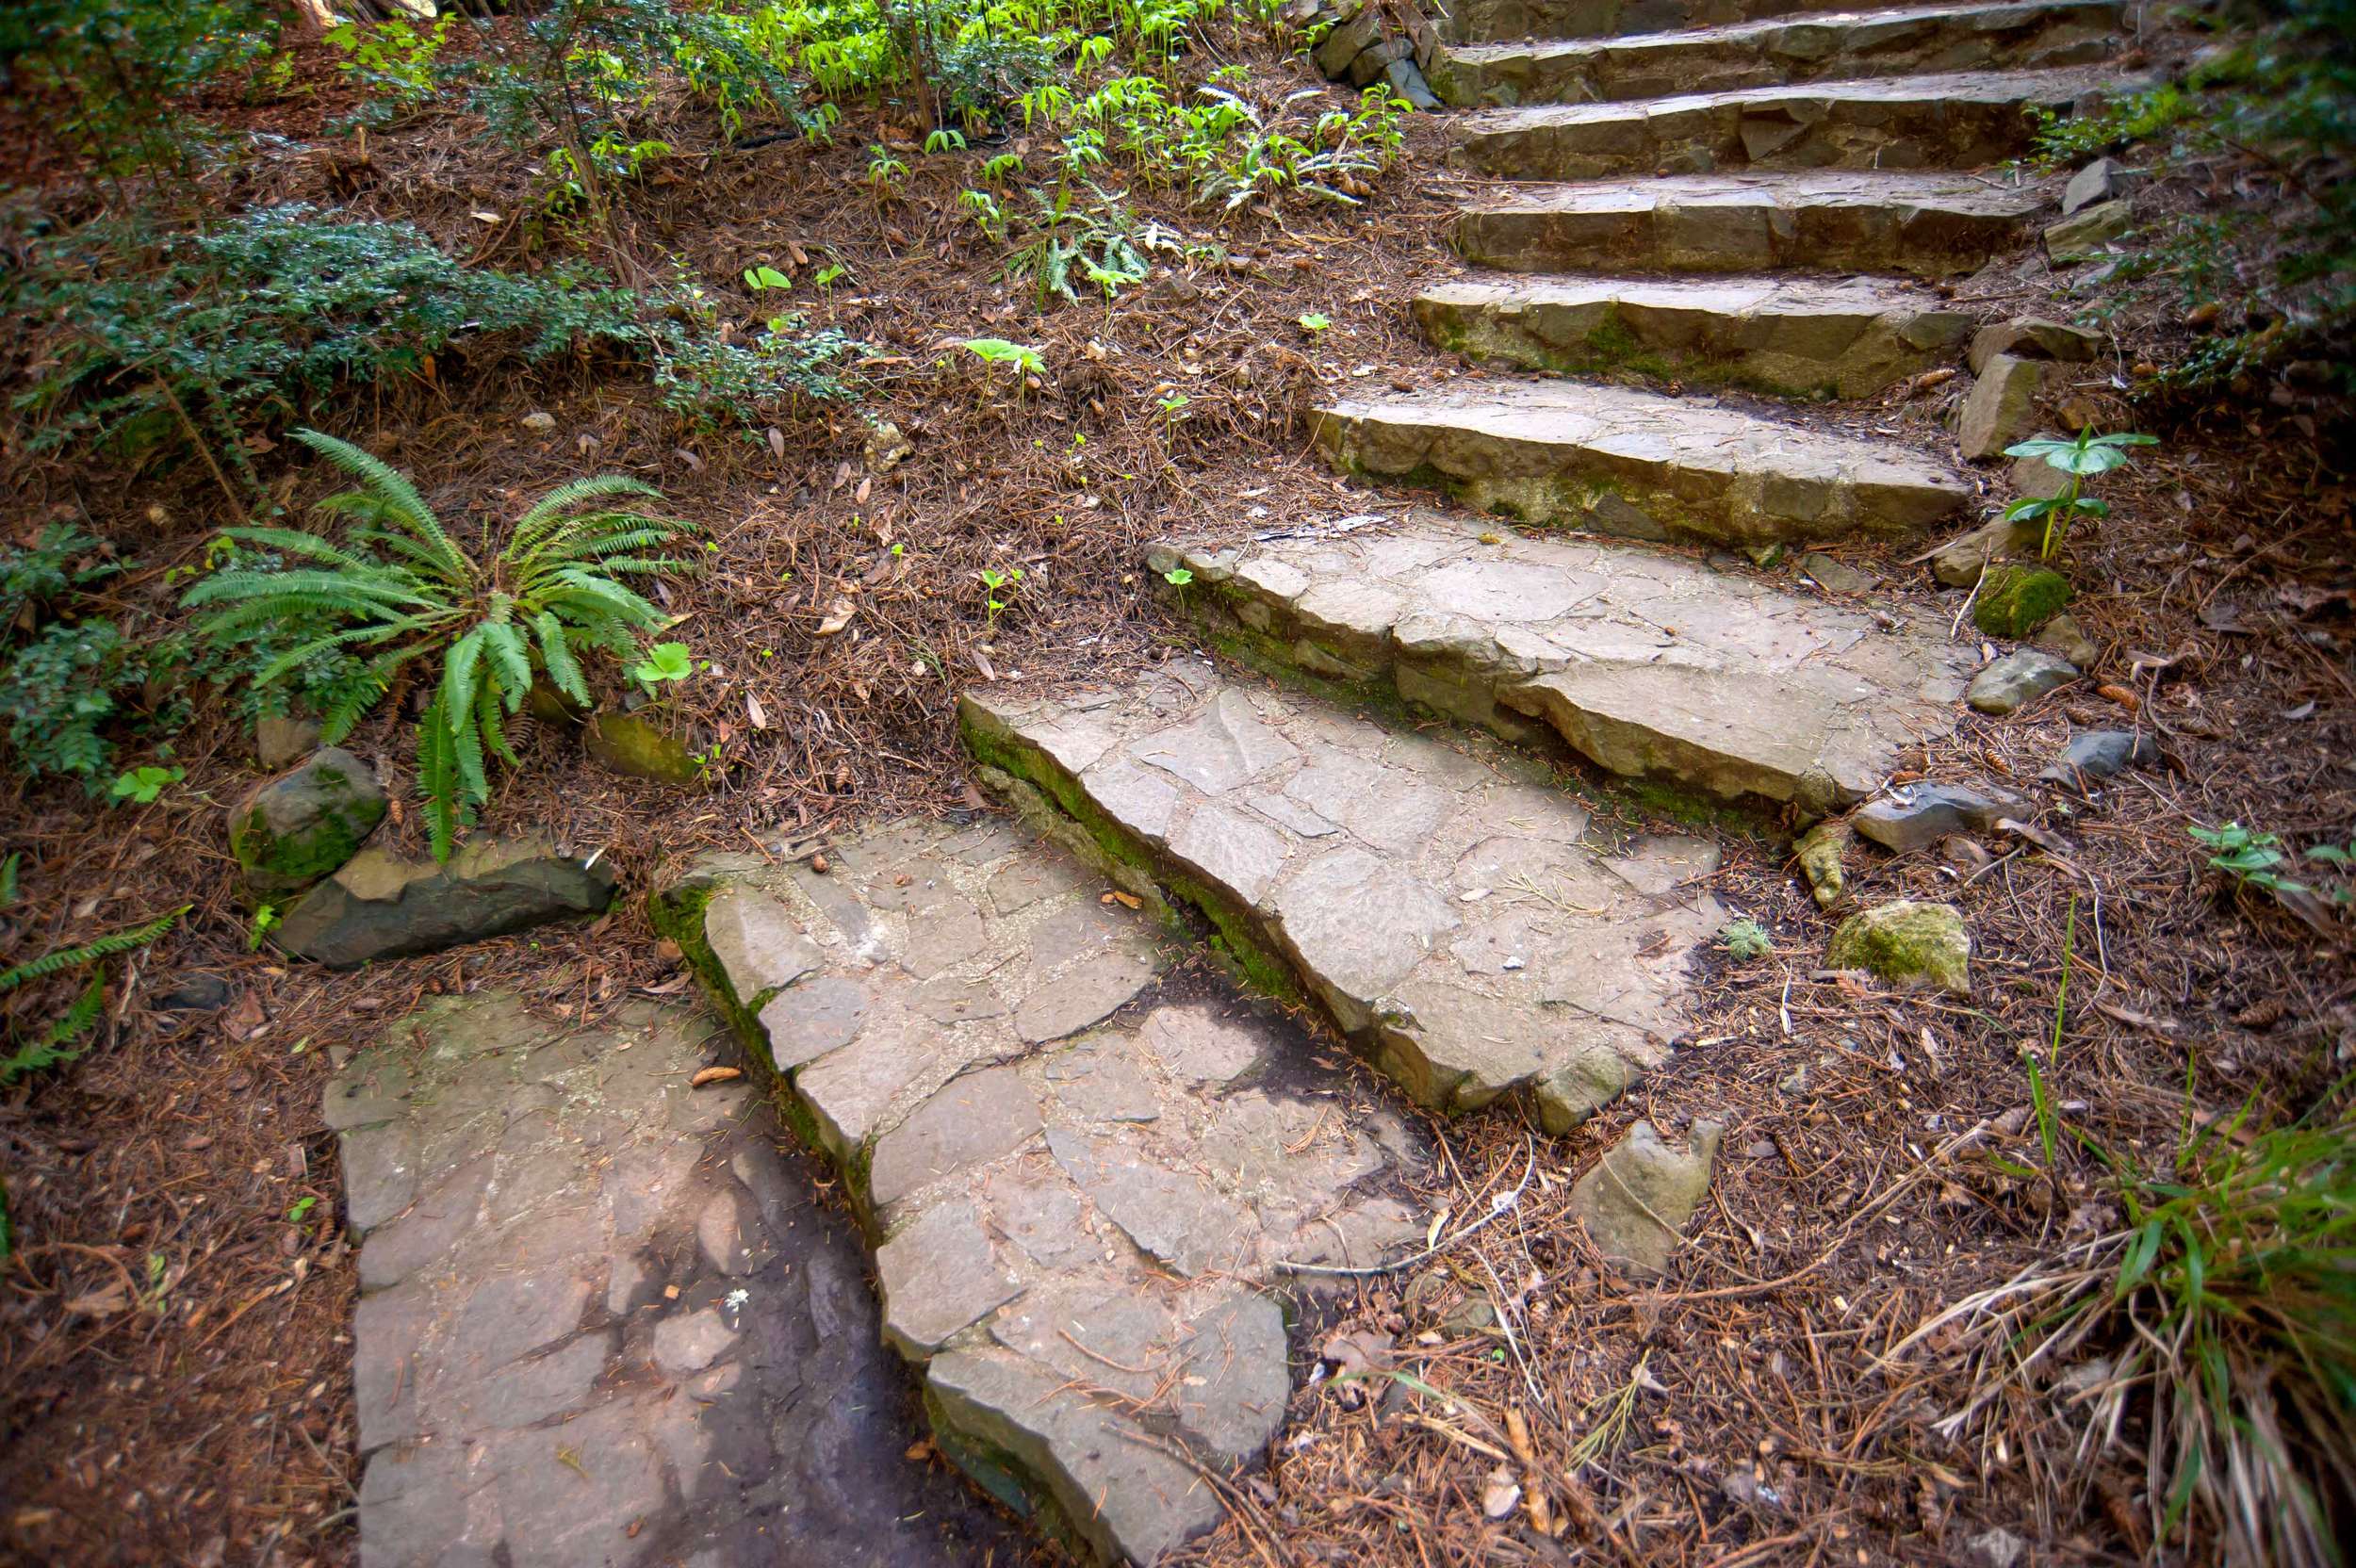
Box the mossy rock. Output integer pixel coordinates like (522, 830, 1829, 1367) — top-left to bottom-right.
(1827, 900, 1971, 994)
(1972, 564, 2072, 639)
(585, 710, 705, 786)
(229, 747, 387, 895)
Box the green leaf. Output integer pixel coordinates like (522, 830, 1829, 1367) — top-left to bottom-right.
(630, 641, 695, 688)
(743, 265, 794, 291)
(106, 765, 184, 805)
(1297, 312, 1331, 332)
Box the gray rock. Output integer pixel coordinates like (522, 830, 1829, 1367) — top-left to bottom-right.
(651, 1306, 734, 1374)
(1385, 57, 1444, 111)
(1854, 783, 2021, 854)
(583, 710, 704, 785)
(2062, 156, 2128, 216)
(1828, 901, 1972, 993)
(1927, 514, 2045, 587)
(254, 714, 322, 769)
(1969, 649, 2080, 714)
(876, 1200, 1022, 1359)
(274, 836, 616, 967)
(2039, 729, 2158, 784)
(1568, 1119, 1723, 1276)
(1958, 353, 2049, 460)
(2034, 611, 2099, 670)
(229, 747, 386, 894)
(868, 1067, 1042, 1208)
(2046, 198, 2134, 264)
(158, 972, 234, 1011)
(1314, 8, 1382, 78)
(1967, 317, 2102, 374)
(1800, 552, 1875, 595)
(1047, 1127, 1246, 1279)
(1350, 37, 1412, 87)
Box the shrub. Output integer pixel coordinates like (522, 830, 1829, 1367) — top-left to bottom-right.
(0, 618, 183, 785)
(185, 431, 695, 858)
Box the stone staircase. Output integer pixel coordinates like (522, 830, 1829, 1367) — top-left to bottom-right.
(630, 6, 2134, 1565)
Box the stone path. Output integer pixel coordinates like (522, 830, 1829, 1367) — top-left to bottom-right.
(653, 816, 1428, 1564)
(329, 993, 1015, 1568)
(964, 661, 1726, 1131)
(1149, 510, 1973, 811)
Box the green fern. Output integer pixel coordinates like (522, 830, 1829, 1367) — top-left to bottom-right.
(0, 906, 188, 993)
(185, 430, 692, 859)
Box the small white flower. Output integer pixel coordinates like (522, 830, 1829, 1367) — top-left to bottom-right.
(724, 1287, 750, 1313)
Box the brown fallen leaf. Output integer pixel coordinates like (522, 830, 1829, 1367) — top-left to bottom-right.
(815, 596, 857, 635)
(690, 1066, 744, 1087)
(1481, 1467, 1522, 1520)
(1107, 890, 1141, 909)
(745, 692, 769, 730)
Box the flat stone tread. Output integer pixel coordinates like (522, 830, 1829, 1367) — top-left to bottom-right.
(679, 817, 1427, 1564)
(1457, 64, 2123, 132)
(964, 662, 1728, 1131)
(1157, 510, 1973, 808)
(1464, 170, 2051, 220)
(1416, 271, 1954, 320)
(1444, 0, 2121, 68)
(1453, 0, 1879, 45)
(328, 993, 1007, 1568)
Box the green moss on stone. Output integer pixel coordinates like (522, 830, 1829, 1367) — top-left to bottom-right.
(1972, 564, 2072, 638)
(1827, 900, 1971, 994)
(644, 878, 827, 1155)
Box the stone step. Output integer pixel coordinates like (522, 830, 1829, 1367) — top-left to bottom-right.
(653, 818, 1428, 1567)
(1454, 0, 1870, 46)
(1309, 379, 1969, 545)
(961, 664, 1726, 1134)
(1451, 67, 2121, 180)
(1414, 273, 1975, 399)
(1455, 170, 2051, 277)
(1432, 0, 2122, 107)
(1149, 512, 1974, 812)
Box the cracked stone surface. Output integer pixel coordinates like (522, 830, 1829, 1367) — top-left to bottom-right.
(1415, 273, 1974, 399)
(962, 660, 1727, 1132)
(1312, 380, 1968, 546)
(1152, 511, 1972, 810)
(328, 992, 1010, 1568)
(1452, 67, 2123, 180)
(1456, 170, 2051, 278)
(659, 815, 1427, 1565)
(1432, 0, 2121, 106)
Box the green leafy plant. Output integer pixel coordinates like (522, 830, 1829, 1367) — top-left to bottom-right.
(2003, 430, 2159, 559)
(323, 11, 454, 125)
(1718, 918, 1770, 960)
(977, 565, 1024, 630)
(247, 903, 280, 952)
(106, 765, 182, 805)
(629, 640, 695, 694)
(2192, 822, 2354, 904)
(866, 143, 910, 201)
(1297, 311, 1331, 332)
(1903, 1076, 2356, 1568)
(1162, 565, 1194, 587)
(960, 337, 1047, 377)
(184, 430, 693, 859)
(0, 905, 185, 1088)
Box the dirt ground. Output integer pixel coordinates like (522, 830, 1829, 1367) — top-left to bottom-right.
(2, 15, 2350, 1568)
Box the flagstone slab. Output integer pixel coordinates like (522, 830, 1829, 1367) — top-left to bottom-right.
(1153, 512, 1972, 811)
(1311, 379, 1968, 545)
(652, 816, 1427, 1564)
(1414, 273, 1973, 399)
(1432, 0, 2122, 106)
(328, 994, 1012, 1568)
(1456, 171, 2051, 277)
(962, 662, 1726, 1133)
(1453, 67, 2120, 179)
(1452, 0, 1869, 46)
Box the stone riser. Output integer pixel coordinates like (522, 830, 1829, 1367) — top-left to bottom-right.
(1452, 0, 1864, 45)
(1451, 72, 2101, 180)
(1431, 0, 2122, 106)
(1456, 188, 2039, 278)
(1413, 277, 1975, 399)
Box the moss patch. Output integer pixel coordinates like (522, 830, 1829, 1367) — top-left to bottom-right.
(1972, 564, 2073, 638)
(1828, 900, 1971, 994)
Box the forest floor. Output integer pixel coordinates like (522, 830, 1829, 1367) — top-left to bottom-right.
(2, 13, 2351, 1568)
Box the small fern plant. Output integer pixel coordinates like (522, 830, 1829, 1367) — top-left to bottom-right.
(1, 905, 186, 1088)
(185, 430, 692, 858)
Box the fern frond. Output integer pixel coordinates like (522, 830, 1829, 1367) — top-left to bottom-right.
(480, 620, 533, 713)
(532, 611, 588, 706)
(507, 476, 664, 559)
(213, 525, 373, 571)
(417, 696, 460, 862)
(0, 906, 186, 993)
(1, 852, 18, 908)
(478, 689, 522, 769)
(292, 429, 474, 585)
(1, 972, 107, 1086)
(440, 627, 485, 744)
(539, 569, 666, 630)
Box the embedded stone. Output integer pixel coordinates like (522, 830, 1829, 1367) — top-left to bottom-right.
(986, 1167, 1098, 1268)
(651, 1307, 735, 1374)
(757, 974, 871, 1070)
(1047, 1127, 1248, 1278)
(1042, 1042, 1161, 1124)
(229, 747, 386, 894)
(868, 1067, 1042, 1209)
(275, 837, 615, 968)
(1829, 900, 1972, 992)
(2062, 155, 2128, 215)
(2034, 611, 2099, 670)
(1012, 945, 1158, 1043)
(1140, 1005, 1267, 1085)
(1794, 818, 1849, 908)
(2039, 728, 2157, 783)
(1968, 317, 2102, 373)
(1927, 514, 2046, 586)
(1568, 1119, 1723, 1276)
(1969, 648, 2080, 713)
(1854, 783, 2021, 853)
(876, 1200, 1022, 1360)
(2045, 197, 2133, 263)
(701, 885, 821, 1003)
(1958, 353, 2050, 459)
(583, 710, 703, 786)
